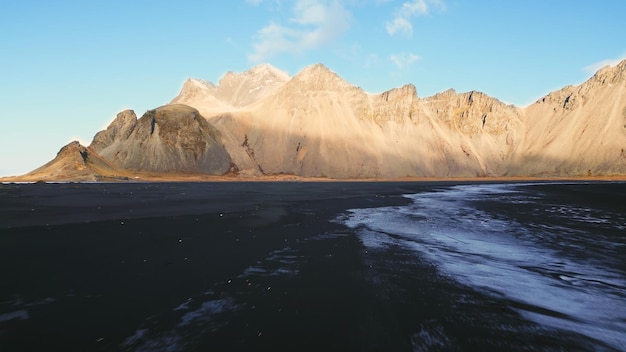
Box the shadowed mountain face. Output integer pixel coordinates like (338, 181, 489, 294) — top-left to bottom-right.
(90, 104, 232, 175)
(8, 61, 626, 181)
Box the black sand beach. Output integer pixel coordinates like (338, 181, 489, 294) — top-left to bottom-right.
(1, 181, 625, 351)
(0, 182, 431, 351)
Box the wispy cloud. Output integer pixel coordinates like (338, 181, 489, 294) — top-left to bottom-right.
(583, 53, 626, 73)
(248, 0, 352, 63)
(386, 0, 445, 37)
(389, 52, 421, 69)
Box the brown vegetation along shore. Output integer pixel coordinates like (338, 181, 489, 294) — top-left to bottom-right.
(2, 172, 626, 184)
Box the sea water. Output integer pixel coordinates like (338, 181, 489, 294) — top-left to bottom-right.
(341, 183, 626, 350)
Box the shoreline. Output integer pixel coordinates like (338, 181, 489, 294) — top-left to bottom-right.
(2, 173, 626, 183)
(2, 178, 625, 230)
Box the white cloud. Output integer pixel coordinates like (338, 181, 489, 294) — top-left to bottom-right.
(389, 52, 421, 69)
(291, 0, 329, 25)
(386, 17, 413, 36)
(583, 54, 626, 73)
(248, 0, 352, 63)
(386, 0, 445, 37)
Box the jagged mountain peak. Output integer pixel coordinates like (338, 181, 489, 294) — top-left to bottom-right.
(462, 90, 501, 104)
(212, 64, 290, 107)
(429, 88, 457, 99)
(295, 63, 336, 79)
(289, 63, 354, 91)
(170, 78, 217, 105)
(300, 63, 332, 73)
(220, 64, 290, 86)
(57, 140, 86, 156)
(591, 58, 626, 85)
(381, 84, 417, 97)
(245, 63, 291, 81)
(534, 59, 626, 109)
(187, 78, 216, 89)
(90, 109, 138, 152)
(172, 65, 290, 109)
(378, 84, 418, 107)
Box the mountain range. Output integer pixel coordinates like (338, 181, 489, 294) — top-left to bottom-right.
(6, 60, 626, 181)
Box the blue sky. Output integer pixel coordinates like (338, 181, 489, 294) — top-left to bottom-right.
(1, 0, 625, 176)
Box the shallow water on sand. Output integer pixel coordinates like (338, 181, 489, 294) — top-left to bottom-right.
(1, 182, 625, 351)
(342, 183, 626, 351)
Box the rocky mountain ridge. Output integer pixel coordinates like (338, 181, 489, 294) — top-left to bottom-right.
(170, 64, 291, 114)
(91, 104, 232, 174)
(6, 60, 626, 181)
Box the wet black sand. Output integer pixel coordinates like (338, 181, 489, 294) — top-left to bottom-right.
(0, 182, 437, 351)
(1, 181, 624, 351)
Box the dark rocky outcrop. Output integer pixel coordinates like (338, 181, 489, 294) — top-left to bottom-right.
(90, 109, 138, 152)
(90, 104, 232, 174)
